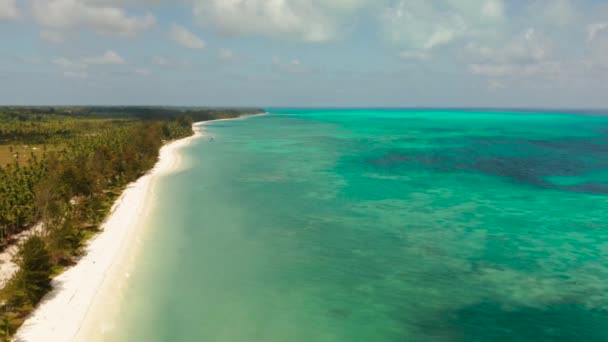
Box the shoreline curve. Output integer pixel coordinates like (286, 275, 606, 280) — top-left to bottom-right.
(15, 113, 266, 342)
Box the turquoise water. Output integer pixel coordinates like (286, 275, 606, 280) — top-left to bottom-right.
(107, 109, 608, 341)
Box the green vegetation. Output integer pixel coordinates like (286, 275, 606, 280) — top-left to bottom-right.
(0, 235, 53, 338)
(0, 106, 262, 338)
(5, 236, 52, 306)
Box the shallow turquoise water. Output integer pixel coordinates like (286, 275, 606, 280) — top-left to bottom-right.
(108, 110, 608, 341)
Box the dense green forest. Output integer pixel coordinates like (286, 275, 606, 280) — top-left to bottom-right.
(0, 106, 262, 337)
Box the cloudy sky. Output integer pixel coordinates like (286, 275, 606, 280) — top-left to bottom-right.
(1, 0, 608, 108)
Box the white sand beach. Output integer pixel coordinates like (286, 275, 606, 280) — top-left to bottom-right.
(15, 114, 265, 342)
(14, 124, 204, 342)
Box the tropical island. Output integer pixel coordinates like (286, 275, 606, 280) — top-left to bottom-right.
(0, 106, 262, 339)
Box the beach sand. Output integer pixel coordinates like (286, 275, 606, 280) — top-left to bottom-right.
(15, 114, 265, 341)
(14, 124, 204, 342)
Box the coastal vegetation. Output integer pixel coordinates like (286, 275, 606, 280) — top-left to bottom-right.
(0, 106, 261, 338)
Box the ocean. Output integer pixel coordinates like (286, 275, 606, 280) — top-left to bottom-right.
(103, 109, 608, 341)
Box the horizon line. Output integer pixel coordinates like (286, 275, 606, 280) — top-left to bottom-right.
(2, 105, 608, 112)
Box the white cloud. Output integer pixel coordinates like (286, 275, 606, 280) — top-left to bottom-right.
(481, 0, 504, 19)
(171, 24, 206, 49)
(272, 56, 310, 73)
(382, 0, 506, 54)
(0, 0, 17, 20)
(192, 0, 372, 43)
(467, 29, 555, 78)
(32, 0, 156, 37)
(588, 26, 608, 69)
(53, 50, 142, 80)
(469, 29, 552, 65)
(219, 48, 235, 61)
(424, 27, 459, 50)
(588, 23, 608, 42)
(458, 0, 608, 89)
(53, 50, 126, 75)
(83, 50, 125, 65)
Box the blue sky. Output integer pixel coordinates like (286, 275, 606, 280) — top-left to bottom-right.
(1, 0, 608, 108)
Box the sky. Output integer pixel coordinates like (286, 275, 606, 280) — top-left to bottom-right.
(0, 0, 608, 108)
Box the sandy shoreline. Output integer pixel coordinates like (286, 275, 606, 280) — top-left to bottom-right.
(15, 115, 263, 341)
